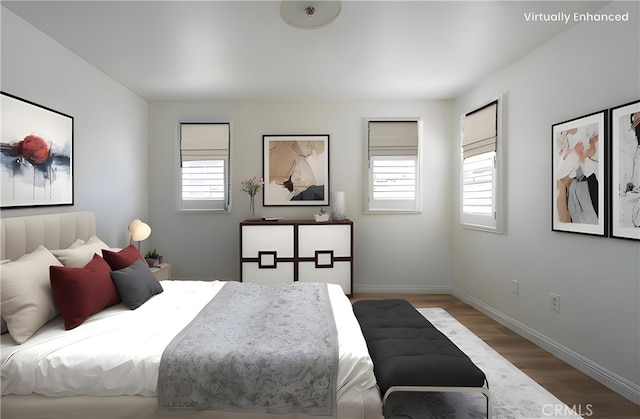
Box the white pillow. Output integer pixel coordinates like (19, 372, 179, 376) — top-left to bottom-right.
(0, 261, 9, 334)
(0, 246, 63, 344)
(51, 235, 110, 267)
(68, 238, 86, 249)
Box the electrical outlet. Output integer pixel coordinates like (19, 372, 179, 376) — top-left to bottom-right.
(550, 293, 560, 312)
(512, 280, 519, 295)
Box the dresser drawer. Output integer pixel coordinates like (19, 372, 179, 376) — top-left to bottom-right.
(298, 224, 351, 257)
(298, 261, 351, 294)
(241, 224, 294, 258)
(242, 262, 294, 285)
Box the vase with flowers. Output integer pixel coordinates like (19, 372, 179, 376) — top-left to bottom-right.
(241, 176, 264, 218)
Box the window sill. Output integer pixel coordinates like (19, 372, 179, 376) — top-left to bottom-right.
(365, 209, 422, 215)
(177, 208, 231, 214)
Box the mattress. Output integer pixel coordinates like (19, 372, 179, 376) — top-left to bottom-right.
(2, 280, 383, 419)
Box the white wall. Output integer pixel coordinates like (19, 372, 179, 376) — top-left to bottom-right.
(147, 99, 454, 291)
(453, 1, 640, 402)
(0, 8, 148, 247)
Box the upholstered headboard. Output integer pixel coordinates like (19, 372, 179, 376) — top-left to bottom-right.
(0, 211, 96, 261)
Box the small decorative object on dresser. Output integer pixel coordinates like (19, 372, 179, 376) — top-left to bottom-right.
(314, 207, 330, 222)
(241, 175, 264, 219)
(330, 190, 346, 221)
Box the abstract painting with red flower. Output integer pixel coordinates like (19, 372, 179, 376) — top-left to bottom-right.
(1, 93, 73, 208)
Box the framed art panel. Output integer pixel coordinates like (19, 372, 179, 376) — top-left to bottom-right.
(552, 110, 607, 236)
(610, 99, 640, 240)
(1, 92, 74, 208)
(263, 135, 329, 206)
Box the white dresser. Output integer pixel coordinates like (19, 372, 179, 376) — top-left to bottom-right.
(240, 220, 353, 295)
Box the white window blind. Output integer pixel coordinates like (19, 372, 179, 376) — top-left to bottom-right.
(181, 160, 225, 201)
(181, 123, 229, 162)
(369, 121, 419, 156)
(372, 156, 416, 201)
(462, 101, 497, 159)
(367, 120, 421, 212)
(460, 99, 501, 231)
(179, 123, 230, 211)
(462, 152, 495, 216)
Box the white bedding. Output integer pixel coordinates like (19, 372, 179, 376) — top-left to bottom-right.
(1, 280, 382, 418)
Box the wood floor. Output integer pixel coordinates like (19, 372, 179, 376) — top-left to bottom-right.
(351, 293, 640, 419)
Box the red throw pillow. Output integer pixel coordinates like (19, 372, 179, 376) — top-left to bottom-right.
(102, 244, 145, 271)
(50, 254, 120, 330)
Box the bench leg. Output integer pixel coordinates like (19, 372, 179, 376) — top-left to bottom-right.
(383, 385, 492, 418)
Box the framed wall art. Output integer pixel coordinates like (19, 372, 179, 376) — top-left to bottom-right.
(552, 110, 607, 236)
(1, 92, 74, 208)
(610, 99, 640, 241)
(263, 134, 329, 206)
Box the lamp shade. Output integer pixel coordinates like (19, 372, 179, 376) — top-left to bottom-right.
(128, 219, 151, 242)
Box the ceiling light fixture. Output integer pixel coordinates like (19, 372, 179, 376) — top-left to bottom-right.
(281, 1, 341, 30)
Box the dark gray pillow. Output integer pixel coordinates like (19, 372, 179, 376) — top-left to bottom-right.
(110, 259, 163, 310)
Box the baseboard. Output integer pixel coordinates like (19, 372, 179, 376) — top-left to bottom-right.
(452, 287, 640, 406)
(353, 284, 453, 294)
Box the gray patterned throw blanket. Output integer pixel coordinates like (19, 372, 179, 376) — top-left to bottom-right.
(158, 281, 338, 416)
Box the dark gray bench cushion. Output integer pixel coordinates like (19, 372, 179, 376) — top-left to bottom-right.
(352, 299, 486, 396)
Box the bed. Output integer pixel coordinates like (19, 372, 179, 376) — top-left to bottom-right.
(1, 211, 383, 419)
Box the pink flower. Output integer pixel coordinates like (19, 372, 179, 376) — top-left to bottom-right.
(241, 176, 264, 196)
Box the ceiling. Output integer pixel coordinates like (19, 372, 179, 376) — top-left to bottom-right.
(3, 1, 610, 101)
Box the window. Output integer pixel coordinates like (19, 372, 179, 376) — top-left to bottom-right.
(179, 122, 230, 211)
(366, 120, 421, 212)
(460, 99, 501, 231)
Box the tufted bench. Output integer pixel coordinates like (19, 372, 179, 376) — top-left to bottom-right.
(352, 299, 491, 416)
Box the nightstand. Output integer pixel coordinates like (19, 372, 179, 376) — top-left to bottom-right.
(150, 263, 171, 280)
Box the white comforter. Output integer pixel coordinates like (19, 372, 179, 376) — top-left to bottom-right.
(1, 281, 378, 406)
